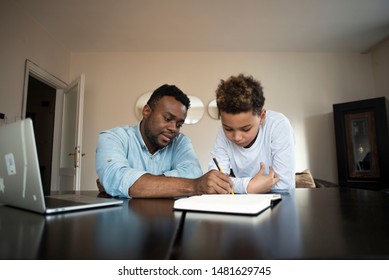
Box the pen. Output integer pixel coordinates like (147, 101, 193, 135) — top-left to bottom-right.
(212, 156, 234, 195)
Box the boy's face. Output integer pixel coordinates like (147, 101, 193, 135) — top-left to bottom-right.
(220, 110, 266, 148)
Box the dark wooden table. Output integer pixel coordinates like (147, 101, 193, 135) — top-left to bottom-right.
(0, 195, 181, 259)
(172, 188, 389, 259)
(1, 188, 388, 259)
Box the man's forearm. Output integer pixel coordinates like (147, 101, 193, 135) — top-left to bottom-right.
(129, 173, 199, 198)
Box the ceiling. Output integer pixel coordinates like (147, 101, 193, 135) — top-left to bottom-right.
(14, 0, 389, 53)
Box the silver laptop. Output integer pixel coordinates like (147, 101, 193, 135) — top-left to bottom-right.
(0, 118, 123, 214)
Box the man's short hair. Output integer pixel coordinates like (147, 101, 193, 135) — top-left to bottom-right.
(147, 84, 191, 110)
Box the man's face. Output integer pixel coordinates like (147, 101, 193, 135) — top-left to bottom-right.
(141, 96, 187, 154)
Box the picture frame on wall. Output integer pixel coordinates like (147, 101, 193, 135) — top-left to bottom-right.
(344, 111, 380, 179)
(333, 97, 389, 190)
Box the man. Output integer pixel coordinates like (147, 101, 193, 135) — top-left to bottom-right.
(96, 84, 232, 198)
(208, 74, 296, 193)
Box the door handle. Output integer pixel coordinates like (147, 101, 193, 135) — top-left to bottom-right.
(68, 147, 84, 168)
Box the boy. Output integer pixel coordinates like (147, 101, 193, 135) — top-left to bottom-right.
(208, 74, 295, 194)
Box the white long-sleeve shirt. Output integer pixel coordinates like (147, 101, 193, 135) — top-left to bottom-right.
(208, 110, 296, 193)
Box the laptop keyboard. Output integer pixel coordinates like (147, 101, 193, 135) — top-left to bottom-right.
(44, 197, 89, 208)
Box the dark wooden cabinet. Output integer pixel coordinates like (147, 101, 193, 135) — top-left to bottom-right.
(333, 97, 389, 190)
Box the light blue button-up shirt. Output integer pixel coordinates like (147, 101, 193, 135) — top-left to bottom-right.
(96, 123, 203, 198)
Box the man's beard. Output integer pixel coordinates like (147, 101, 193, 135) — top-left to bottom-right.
(144, 126, 167, 151)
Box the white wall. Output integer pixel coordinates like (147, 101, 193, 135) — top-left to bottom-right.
(0, 0, 70, 123)
(70, 52, 376, 189)
(371, 38, 389, 100)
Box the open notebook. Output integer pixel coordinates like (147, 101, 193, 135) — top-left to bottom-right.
(0, 118, 123, 214)
(173, 193, 281, 215)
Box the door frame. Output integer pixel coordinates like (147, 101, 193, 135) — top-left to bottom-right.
(22, 59, 67, 191)
(58, 74, 85, 191)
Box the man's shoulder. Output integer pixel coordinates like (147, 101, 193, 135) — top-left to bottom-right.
(103, 123, 136, 132)
(100, 124, 138, 140)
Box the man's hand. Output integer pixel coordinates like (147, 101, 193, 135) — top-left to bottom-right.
(194, 169, 233, 195)
(247, 163, 279, 194)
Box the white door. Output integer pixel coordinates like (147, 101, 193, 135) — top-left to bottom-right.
(58, 74, 85, 191)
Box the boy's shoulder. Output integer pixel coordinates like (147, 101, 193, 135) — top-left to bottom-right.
(266, 110, 288, 121)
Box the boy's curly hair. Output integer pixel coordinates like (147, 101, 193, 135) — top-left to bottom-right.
(216, 74, 265, 115)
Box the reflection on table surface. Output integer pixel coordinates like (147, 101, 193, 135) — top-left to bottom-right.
(0, 206, 45, 259)
(1, 197, 180, 260)
(1, 188, 389, 260)
(172, 188, 389, 259)
(172, 192, 301, 259)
